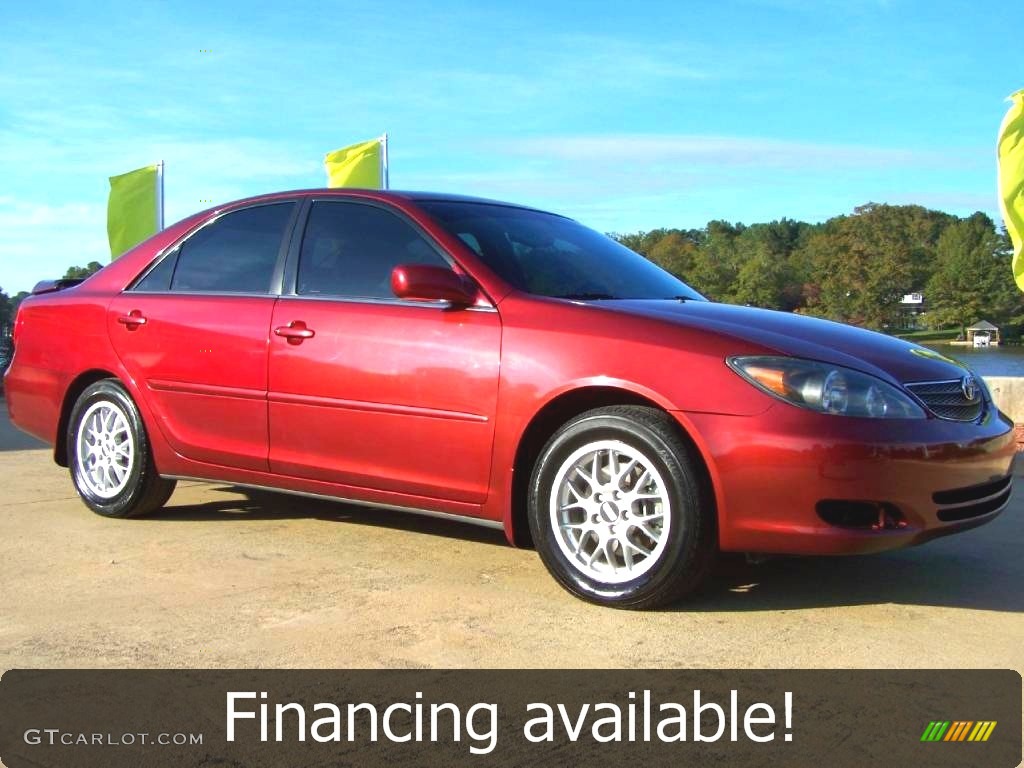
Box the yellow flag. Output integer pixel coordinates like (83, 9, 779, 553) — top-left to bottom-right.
(324, 137, 384, 189)
(999, 90, 1024, 290)
(107, 164, 160, 259)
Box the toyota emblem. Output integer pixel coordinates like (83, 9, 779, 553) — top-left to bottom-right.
(961, 375, 978, 401)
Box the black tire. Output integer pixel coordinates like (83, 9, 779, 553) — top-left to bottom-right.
(528, 405, 716, 609)
(67, 379, 176, 518)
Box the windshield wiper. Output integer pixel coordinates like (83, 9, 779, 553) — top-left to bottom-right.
(554, 292, 618, 300)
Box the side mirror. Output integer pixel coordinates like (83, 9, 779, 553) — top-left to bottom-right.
(391, 264, 478, 306)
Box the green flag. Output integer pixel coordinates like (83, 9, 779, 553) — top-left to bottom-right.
(107, 164, 160, 259)
(999, 90, 1024, 290)
(324, 137, 385, 189)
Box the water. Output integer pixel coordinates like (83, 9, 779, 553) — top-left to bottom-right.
(922, 344, 1024, 377)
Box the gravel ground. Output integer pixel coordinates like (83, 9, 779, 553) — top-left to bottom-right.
(1, 417, 1022, 672)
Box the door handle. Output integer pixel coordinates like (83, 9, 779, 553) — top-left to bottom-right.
(117, 311, 147, 329)
(274, 321, 315, 344)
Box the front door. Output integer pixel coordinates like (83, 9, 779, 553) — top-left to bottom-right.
(267, 200, 501, 503)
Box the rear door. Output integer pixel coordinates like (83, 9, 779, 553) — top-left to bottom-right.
(108, 202, 298, 471)
(267, 199, 501, 503)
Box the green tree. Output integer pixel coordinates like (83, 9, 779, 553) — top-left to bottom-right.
(613, 228, 704, 282)
(613, 229, 669, 255)
(2, 290, 34, 336)
(10, 291, 30, 313)
(730, 220, 810, 309)
(0, 287, 10, 332)
(615, 203, 1013, 330)
(688, 220, 745, 302)
(646, 231, 700, 280)
(803, 204, 951, 329)
(925, 214, 1022, 335)
(64, 261, 104, 280)
(733, 243, 789, 308)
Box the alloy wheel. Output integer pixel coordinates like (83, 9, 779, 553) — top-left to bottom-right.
(549, 439, 672, 584)
(75, 400, 135, 499)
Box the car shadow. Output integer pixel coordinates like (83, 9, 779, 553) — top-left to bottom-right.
(675, 535, 1024, 614)
(153, 484, 1024, 614)
(0, 402, 46, 451)
(150, 485, 508, 547)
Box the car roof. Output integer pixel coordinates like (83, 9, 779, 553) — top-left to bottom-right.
(181, 189, 572, 233)
(220, 188, 550, 212)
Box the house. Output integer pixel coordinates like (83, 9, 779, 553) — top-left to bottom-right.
(897, 292, 926, 330)
(966, 320, 1000, 347)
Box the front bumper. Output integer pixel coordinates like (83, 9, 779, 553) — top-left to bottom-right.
(680, 403, 1016, 555)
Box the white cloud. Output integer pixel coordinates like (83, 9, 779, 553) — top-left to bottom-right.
(480, 134, 958, 170)
(542, 33, 712, 83)
(0, 199, 102, 229)
(398, 133, 991, 234)
(401, 132, 972, 208)
(0, 199, 109, 293)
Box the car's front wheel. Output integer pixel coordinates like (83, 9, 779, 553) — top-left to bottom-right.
(528, 406, 715, 609)
(68, 379, 176, 518)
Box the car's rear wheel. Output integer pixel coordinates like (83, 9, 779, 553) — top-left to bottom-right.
(528, 406, 715, 609)
(68, 379, 176, 518)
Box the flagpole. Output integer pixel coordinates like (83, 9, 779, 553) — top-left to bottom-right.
(156, 160, 165, 230)
(381, 133, 389, 190)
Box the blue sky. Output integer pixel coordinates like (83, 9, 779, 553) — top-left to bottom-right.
(0, 0, 1018, 293)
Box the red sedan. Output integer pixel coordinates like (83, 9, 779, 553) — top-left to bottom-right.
(4, 190, 1015, 608)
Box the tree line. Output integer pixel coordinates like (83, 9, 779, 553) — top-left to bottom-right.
(0, 289, 28, 338)
(613, 202, 1022, 337)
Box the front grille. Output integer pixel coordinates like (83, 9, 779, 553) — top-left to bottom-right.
(904, 378, 983, 421)
(933, 474, 1012, 522)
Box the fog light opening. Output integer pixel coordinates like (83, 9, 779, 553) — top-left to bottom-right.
(872, 504, 907, 531)
(816, 500, 906, 531)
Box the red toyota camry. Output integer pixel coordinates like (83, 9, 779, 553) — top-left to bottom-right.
(4, 190, 1015, 608)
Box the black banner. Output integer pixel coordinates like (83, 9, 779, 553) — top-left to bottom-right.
(0, 669, 1019, 767)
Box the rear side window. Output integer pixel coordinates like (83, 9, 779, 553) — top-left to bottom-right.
(296, 201, 450, 299)
(134, 248, 178, 292)
(165, 203, 295, 294)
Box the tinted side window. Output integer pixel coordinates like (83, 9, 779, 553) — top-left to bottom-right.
(297, 202, 449, 299)
(170, 203, 294, 294)
(133, 247, 179, 291)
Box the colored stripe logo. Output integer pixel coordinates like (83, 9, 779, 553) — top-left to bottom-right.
(921, 721, 997, 742)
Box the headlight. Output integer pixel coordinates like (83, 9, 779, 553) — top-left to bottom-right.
(727, 356, 926, 419)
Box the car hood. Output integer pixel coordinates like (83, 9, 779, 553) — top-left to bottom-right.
(605, 300, 972, 385)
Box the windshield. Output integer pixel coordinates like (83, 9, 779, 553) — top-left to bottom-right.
(419, 201, 705, 301)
